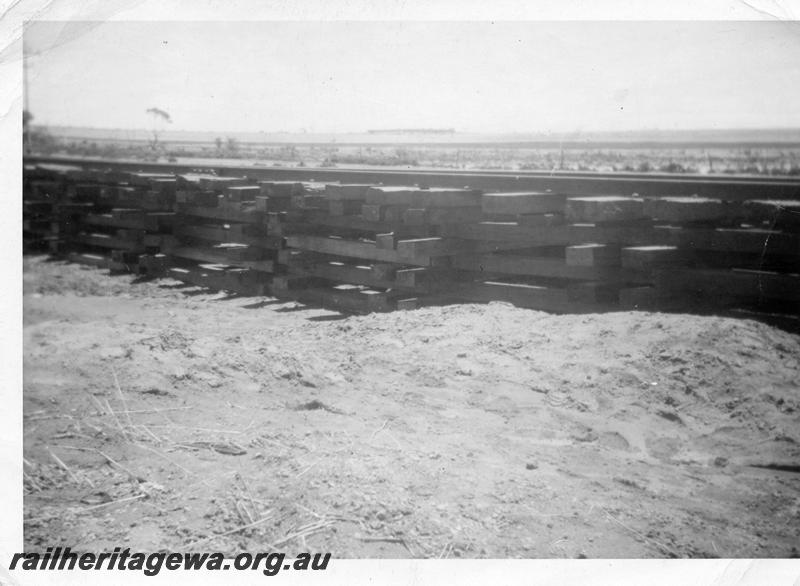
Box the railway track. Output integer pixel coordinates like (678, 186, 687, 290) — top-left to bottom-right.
(25, 155, 800, 201)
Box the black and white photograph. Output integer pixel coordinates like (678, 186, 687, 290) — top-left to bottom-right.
(5, 1, 800, 584)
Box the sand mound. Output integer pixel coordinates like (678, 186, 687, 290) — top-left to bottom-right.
(22, 257, 800, 557)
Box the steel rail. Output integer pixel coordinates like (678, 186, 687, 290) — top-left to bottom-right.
(25, 155, 800, 201)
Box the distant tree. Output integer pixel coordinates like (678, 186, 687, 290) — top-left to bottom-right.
(226, 137, 239, 154)
(146, 107, 172, 151)
(215, 137, 223, 151)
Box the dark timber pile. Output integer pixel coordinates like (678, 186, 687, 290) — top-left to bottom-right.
(22, 160, 800, 321)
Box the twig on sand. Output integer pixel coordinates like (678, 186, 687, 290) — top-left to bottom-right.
(54, 445, 141, 482)
(184, 515, 275, 549)
(369, 419, 402, 448)
(357, 534, 417, 557)
(272, 520, 335, 548)
(112, 367, 133, 429)
(247, 496, 277, 509)
(48, 447, 86, 486)
(296, 503, 323, 519)
(85, 399, 117, 432)
(25, 413, 75, 421)
(103, 398, 128, 438)
(138, 424, 163, 444)
(602, 507, 679, 558)
(80, 420, 104, 434)
(295, 504, 363, 530)
(238, 420, 256, 434)
(85, 392, 108, 416)
(235, 500, 256, 525)
(81, 493, 146, 512)
(148, 422, 246, 434)
(116, 407, 192, 415)
(131, 442, 213, 488)
(255, 436, 292, 451)
(295, 460, 319, 478)
(131, 443, 188, 474)
(370, 420, 389, 440)
(54, 445, 94, 451)
(357, 535, 405, 543)
(97, 449, 140, 482)
(235, 472, 260, 520)
(52, 431, 95, 441)
(23, 470, 43, 492)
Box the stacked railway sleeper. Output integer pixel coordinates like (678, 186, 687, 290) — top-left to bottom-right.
(21, 161, 800, 320)
(614, 196, 800, 316)
(276, 183, 497, 312)
(23, 163, 178, 272)
(443, 193, 800, 317)
(69, 170, 177, 273)
(23, 164, 72, 253)
(442, 190, 624, 313)
(168, 174, 294, 295)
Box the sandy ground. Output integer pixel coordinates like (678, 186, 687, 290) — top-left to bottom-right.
(22, 256, 800, 558)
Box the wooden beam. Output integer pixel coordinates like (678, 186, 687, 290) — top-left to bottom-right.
(75, 232, 144, 251)
(365, 186, 420, 206)
(174, 224, 282, 249)
(566, 196, 645, 223)
(621, 246, 685, 270)
(66, 252, 108, 268)
(653, 225, 800, 255)
(175, 202, 265, 224)
(642, 196, 732, 223)
(451, 252, 645, 282)
(654, 268, 800, 303)
(403, 206, 482, 226)
(482, 191, 565, 215)
(413, 188, 481, 208)
(742, 199, 800, 229)
(565, 244, 620, 267)
(375, 233, 397, 250)
(325, 184, 373, 200)
(225, 185, 261, 201)
(329, 200, 363, 216)
(289, 261, 397, 289)
(286, 234, 421, 264)
(441, 222, 570, 245)
(258, 181, 304, 197)
(455, 280, 613, 313)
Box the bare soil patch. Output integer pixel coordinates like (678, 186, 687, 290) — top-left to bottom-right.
(23, 256, 800, 558)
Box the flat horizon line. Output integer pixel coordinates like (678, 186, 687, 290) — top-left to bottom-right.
(35, 124, 800, 135)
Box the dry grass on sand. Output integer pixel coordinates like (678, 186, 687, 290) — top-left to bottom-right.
(22, 256, 800, 558)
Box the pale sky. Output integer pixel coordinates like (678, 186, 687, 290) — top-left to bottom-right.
(23, 20, 800, 133)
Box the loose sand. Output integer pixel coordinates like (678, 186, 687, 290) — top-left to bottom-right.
(22, 256, 800, 558)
